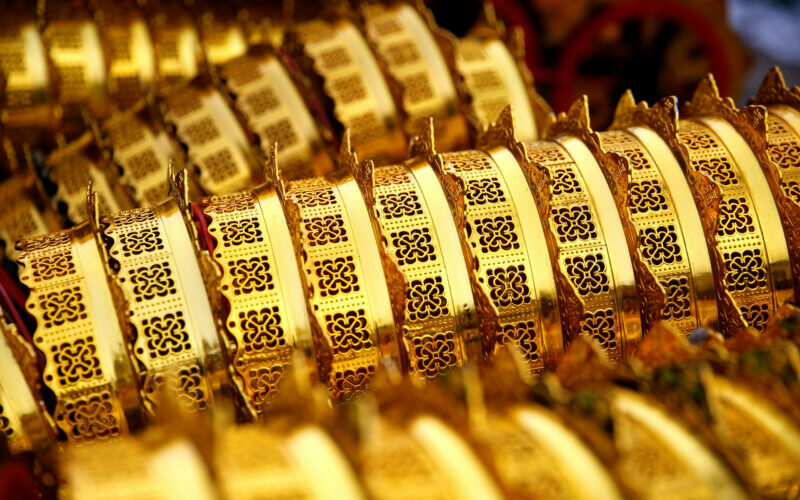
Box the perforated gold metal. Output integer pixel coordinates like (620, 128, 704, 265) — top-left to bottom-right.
(286, 17, 407, 165)
(362, 2, 468, 152)
(145, 5, 202, 91)
(17, 223, 141, 442)
(199, 185, 312, 417)
(100, 199, 226, 415)
(0, 172, 61, 261)
(161, 79, 257, 195)
(220, 47, 334, 179)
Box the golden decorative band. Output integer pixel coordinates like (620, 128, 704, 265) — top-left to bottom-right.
(422, 130, 562, 372)
(99, 198, 225, 415)
(518, 132, 641, 361)
(751, 68, 800, 303)
(355, 151, 478, 379)
(144, 4, 201, 91)
(676, 76, 793, 333)
(0, 313, 55, 453)
(0, 172, 61, 261)
(99, 102, 181, 207)
(17, 223, 141, 442)
(286, 17, 407, 165)
(278, 155, 397, 399)
(219, 46, 334, 179)
(198, 185, 312, 417)
(362, 2, 468, 152)
(45, 132, 129, 224)
(161, 78, 258, 195)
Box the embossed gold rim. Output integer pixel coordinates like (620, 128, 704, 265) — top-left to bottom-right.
(18, 223, 142, 442)
(101, 199, 225, 415)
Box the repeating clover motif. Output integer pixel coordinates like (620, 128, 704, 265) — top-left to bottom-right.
(662, 277, 691, 320)
(238, 306, 286, 353)
(621, 149, 649, 169)
(52, 338, 102, 385)
(639, 226, 682, 266)
(552, 205, 597, 243)
(315, 256, 359, 297)
(565, 254, 609, 295)
(228, 256, 273, 294)
(119, 228, 164, 257)
(304, 215, 348, 246)
(486, 265, 531, 307)
(498, 321, 539, 363)
(296, 187, 335, 207)
(717, 198, 754, 236)
(391, 228, 435, 265)
(782, 180, 800, 204)
(325, 309, 373, 353)
(741, 303, 769, 332)
(374, 168, 410, 187)
(412, 332, 458, 378)
(406, 277, 449, 321)
(332, 366, 375, 399)
(219, 217, 263, 246)
(248, 364, 285, 409)
(692, 158, 738, 186)
(527, 144, 568, 164)
(141, 312, 190, 358)
(379, 191, 423, 219)
(680, 130, 716, 150)
(629, 180, 668, 214)
(60, 393, 119, 441)
(175, 365, 208, 412)
(580, 309, 617, 351)
(723, 249, 767, 291)
(31, 251, 75, 282)
(18, 231, 70, 252)
(466, 178, 506, 206)
(551, 167, 581, 195)
(130, 263, 176, 301)
(475, 216, 520, 252)
(444, 151, 493, 171)
(39, 287, 87, 327)
(210, 192, 255, 213)
(768, 142, 800, 169)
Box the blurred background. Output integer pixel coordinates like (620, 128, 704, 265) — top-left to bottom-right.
(430, 0, 800, 128)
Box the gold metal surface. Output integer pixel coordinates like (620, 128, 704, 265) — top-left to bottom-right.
(17, 222, 142, 442)
(0, 171, 61, 261)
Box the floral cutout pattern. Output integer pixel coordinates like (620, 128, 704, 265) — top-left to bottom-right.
(486, 265, 532, 307)
(406, 277, 449, 322)
(228, 256, 274, 294)
(129, 263, 176, 301)
(141, 312, 190, 359)
(411, 332, 458, 378)
(238, 307, 286, 353)
(315, 256, 359, 297)
(475, 216, 520, 252)
(52, 338, 102, 385)
(325, 310, 373, 354)
(565, 254, 609, 295)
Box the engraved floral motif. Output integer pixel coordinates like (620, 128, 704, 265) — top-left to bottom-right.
(118, 228, 163, 256)
(39, 287, 87, 327)
(526, 144, 568, 165)
(629, 180, 668, 214)
(379, 192, 423, 219)
(391, 228, 435, 266)
(622, 149, 649, 169)
(640, 226, 682, 266)
(768, 142, 800, 169)
(782, 180, 800, 204)
(741, 303, 769, 332)
(59, 393, 119, 441)
(406, 277, 449, 322)
(717, 198, 754, 236)
(248, 364, 284, 409)
(411, 332, 458, 378)
(486, 265, 531, 307)
(130, 263, 176, 301)
(52, 338, 102, 385)
(304, 215, 347, 246)
(141, 312, 190, 358)
(220, 218, 263, 246)
(680, 130, 716, 150)
(723, 249, 767, 291)
(552, 205, 597, 243)
(325, 310, 373, 354)
(662, 277, 691, 320)
(565, 254, 609, 295)
(693, 158, 738, 186)
(17, 231, 70, 252)
(466, 178, 506, 206)
(498, 321, 539, 363)
(315, 256, 359, 297)
(175, 365, 208, 412)
(475, 216, 520, 252)
(208, 192, 255, 213)
(443, 151, 492, 171)
(331, 366, 375, 400)
(238, 306, 285, 353)
(31, 251, 75, 282)
(296, 187, 336, 207)
(228, 256, 273, 294)
(551, 167, 581, 195)
(580, 309, 616, 351)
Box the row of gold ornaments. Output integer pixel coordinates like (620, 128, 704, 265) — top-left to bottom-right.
(49, 316, 800, 499)
(10, 69, 800, 444)
(0, 1, 542, 259)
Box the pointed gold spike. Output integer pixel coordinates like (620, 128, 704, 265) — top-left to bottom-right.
(751, 66, 800, 108)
